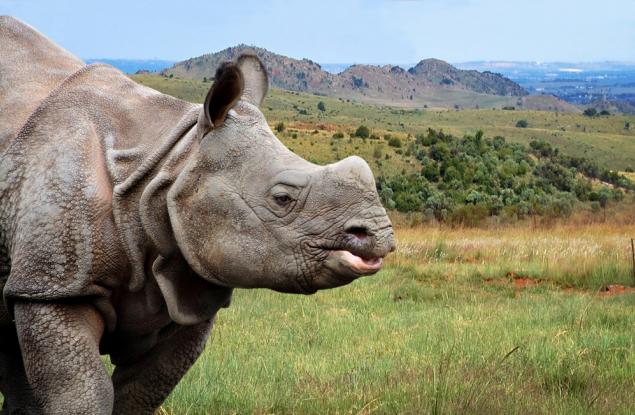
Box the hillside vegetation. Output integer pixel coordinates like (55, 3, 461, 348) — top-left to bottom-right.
(132, 74, 635, 224)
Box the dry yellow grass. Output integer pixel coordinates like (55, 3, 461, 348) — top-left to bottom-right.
(388, 222, 635, 290)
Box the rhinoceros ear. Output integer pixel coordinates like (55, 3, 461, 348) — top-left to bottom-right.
(199, 62, 244, 134)
(236, 54, 269, 107)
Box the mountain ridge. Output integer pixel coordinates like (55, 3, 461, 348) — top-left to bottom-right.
(161, 45, 548, 109)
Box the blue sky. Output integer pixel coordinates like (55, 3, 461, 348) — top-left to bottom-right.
(1, 0, 633, 63)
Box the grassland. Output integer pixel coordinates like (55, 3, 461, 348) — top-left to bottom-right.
(133, 223, 634, 415)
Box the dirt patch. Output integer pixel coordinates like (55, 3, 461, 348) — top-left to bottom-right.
(483, 273, 544, 291)
(508, 272, 544, 288)
(288, 122, 340, 132)
(598, 284, 635, 296)
(484, 276, 635, 297)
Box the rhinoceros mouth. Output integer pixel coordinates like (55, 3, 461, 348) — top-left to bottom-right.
(327, 250, 383, 274)
(299, 238, 389, 291)
(322, 248, 385, 282)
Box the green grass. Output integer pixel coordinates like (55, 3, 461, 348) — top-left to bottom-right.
(149, 224, 635, 414)
(132, 74, 635, 172)
(154, 271, 634, 414)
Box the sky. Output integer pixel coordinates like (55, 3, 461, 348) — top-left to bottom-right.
(1, 0, 634, 64)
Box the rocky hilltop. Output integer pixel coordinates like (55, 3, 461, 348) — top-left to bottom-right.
(164, 45, 569, 109)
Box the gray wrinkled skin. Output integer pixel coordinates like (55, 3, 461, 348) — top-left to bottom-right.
(0, 17, 395, 414)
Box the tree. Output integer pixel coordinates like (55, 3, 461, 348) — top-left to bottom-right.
(317, 101, 326, 112)
(275, 122, 285, 133)
(583, 108, 597, 117)
(515, 119, 528, 128)
(354, 125, 370, 138)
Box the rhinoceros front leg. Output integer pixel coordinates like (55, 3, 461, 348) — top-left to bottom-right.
(13, 301, 114, 415)
(111, 320, 213, 415)
(0, 327, 40, 415)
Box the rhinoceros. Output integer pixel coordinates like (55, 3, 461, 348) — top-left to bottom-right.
(0, 16, 395, 414)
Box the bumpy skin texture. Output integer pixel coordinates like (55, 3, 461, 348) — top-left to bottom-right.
(0, 17, 395, 414)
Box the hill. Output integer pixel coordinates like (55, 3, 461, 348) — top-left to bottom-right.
(132, 73, 635, 223)
(132, 74, 635, 171)
(160, 45, 578, 110)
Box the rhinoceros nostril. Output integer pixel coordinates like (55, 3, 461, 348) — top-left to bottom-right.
(345, 226, 369, 240)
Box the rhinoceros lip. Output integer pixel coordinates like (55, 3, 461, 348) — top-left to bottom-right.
(323, 249, 384, 280)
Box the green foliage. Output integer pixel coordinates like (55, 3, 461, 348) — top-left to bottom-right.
(377, 129, 632, 222)
(529, 139, 634, 192)
(354, 125, 370, 138)
(317, 101, 326, 112)
(388, 136, 402, 148)
(515, 119, 528, 128)
(583, 108, 597, 117)
(275, 122, 285, 133)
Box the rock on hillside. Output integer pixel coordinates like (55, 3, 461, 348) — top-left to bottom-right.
(408, 58, 527, 96)
(163, 45, 535, 108)
(163, 45, 334, 92)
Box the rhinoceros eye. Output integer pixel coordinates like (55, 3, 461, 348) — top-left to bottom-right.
(268, 183, 302, 216)
(273, 193, 293, 207)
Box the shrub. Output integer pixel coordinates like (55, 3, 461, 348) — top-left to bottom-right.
(373, 128, 626, 222)
(529, 139, 554, 158)
(583, 108, 597, 117)
(373, 145, 383, 159)
(275, 122, 285, 133)
(332, 132, 344, 139)
(317, 101, 326, 112)
(354, 125, 370, 138)
(515, 119, 528, 128)
(388, 136, 402, 148)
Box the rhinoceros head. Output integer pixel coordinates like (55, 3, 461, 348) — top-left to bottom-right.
(166, 55, 395, 295)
